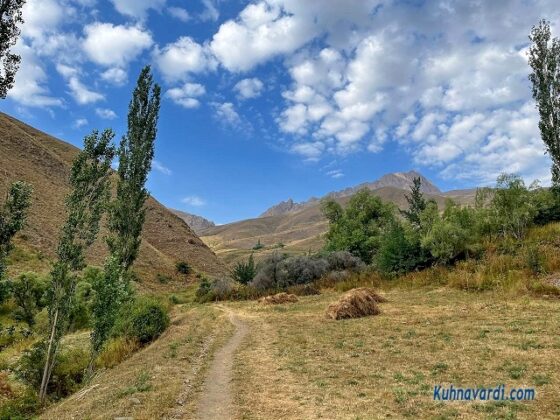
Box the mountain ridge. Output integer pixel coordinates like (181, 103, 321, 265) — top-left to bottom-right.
(171, 209, 216, 234)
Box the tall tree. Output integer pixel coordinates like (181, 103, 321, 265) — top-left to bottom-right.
(528, 20, 560, 187)
(39, 130, 115, 403)
(401, 177, 427, 227)
(90, 66, 161, 354)
(0, 0, 25, 98)
(0, 180, 32, 280)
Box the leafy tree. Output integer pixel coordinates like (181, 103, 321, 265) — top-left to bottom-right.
(0, 0, 25, 98)
(11, 272, 47, 326)
(321, 189, 394, 264)
(91, 65, 161, 355)
(376, 222, 424, 275)
(39, 129, 115, 402)
(401, 176, 426, 227)
(0, 180, 32, 281)
(252, 239, 264, 250)
(231, 253, 256, 285)
(529, 20, 560, 187)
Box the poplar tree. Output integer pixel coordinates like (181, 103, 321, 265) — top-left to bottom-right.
(39, 129, 115, 403)
(90, 66, 161, 354)
(528, 20, 560, 187)
(0, 0, 25, 98)
(0, 180, 32, 280)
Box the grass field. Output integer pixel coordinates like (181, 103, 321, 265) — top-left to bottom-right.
(40, 284, 560, 419)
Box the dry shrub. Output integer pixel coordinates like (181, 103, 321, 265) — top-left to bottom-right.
(287, 283, 320, 296)
(96, 337, 140, 369)
(325, 287, 386, 320)
(259, 292, 298, 305)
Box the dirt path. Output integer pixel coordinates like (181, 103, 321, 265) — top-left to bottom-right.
(195, 308, 248, 420)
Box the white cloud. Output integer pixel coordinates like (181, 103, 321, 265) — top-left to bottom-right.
(212, 102, 241, 125)
(154, 37, 216, 81)
(56, 64, 104, 105)
(7, 42, 63, 107)
(83, 23, 153, 67)
(95, 108, 117, 119)
(200, 0, 219, 22)
(100, 67, 128, 86)
(326, 169, 344, 179)
(74, 118, 88, 128)
(182, 195, 206, 206)
(152, 160, 172, 175)
(110, 0, 166, 19)
(21, 0, 65, 41)
(234, 78, 264, 99)
(166, 82, 206, 108)
(168, 6, 190, 22)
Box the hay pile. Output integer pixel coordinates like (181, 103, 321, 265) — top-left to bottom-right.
(259, 292, 299, 305)
(325, 287, 386, 320)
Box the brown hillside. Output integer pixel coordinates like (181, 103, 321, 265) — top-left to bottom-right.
(200, 186, 476, 266)
(0, 112, 226, 290)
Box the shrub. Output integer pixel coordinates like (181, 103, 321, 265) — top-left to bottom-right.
(326, 251, 364, 272)
(231, 254, 256, 285)
(15, 341, 89, 399)
(0, 389, 39, 419)
(252, 239, 264, 250)
(250, 253, 287, 290)
(11, 272, 47, 326)
(96, 337, 140, 369)
(195, 276, 212, 301)
(175, 261, 191, 275)
(113, 297, 170, 345)
(156, 273, 171, 284)
(526, 244, 545, 275)
(68, 279, 95, 332)
(0, 280, 11, 305)
(376, 222, 425, 275)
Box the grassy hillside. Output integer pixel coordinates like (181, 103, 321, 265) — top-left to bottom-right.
(0, 112, 226, 291)
(200, 186, 476, 266)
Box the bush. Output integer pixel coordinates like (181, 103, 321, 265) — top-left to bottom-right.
(376, 222, 426, 275)
(250, 253, 287, 290)
(11, 272, 47, 326)
(175, 261, 191, 275)
(252, 239, 264, 250)
(195, 276, 212, 301)
(96, 337, 140, 369)
(231, 254, 256, 285)
(15, 341, 89, 400)
(113, 297, 170, 345)
(326, 251, 364, 272)
(0, 280, 11, 306)
(0, 389, 39, 419)
(156, 273, 171, 284)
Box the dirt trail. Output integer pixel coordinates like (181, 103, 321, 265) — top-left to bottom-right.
(195, 308, 248, 420)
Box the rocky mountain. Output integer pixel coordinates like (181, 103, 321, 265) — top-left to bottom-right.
(171, 210, 215, 234)
(0, 112, 226, 290)
(200, 172, 475, 266)
(259, 170, 440, 218)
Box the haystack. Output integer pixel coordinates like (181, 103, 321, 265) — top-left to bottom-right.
(325, 287, 386, 320)
(259, 292, 299, 304)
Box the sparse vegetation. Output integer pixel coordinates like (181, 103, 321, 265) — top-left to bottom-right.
(231, 253, 256, 285)
(175, 260, 191, 275)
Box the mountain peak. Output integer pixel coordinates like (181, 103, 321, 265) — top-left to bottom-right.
(259, 170, 440, 218)
(171, 210, 216, 234)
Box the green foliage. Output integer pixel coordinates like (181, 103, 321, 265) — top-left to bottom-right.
(252, 239, 264, 250)
(41, 129, 115, 401)
(321, 188, 395, 264)
(0, 181, 32, 281)
(0, 279, 11, 305)
(175, 260, 191, 275)
(0, 0, 25, 98)
(16, 341, 89, 400)
(156, 273, 171, 284)
(92, 66, 161, 354)
(532, 187, 560, 225)
(231, 254, 256, 285)
(112, 297, 169, 345)
(0, 389, 39, 420)
(11, 272, 47, 326)
(376, 222, 425, 275)
(195, 276, 212, 301)
(528, 20, 560, 187)
(401, 177, 427, 226)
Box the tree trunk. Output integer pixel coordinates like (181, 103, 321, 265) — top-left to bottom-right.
(39, 307, 59, 403)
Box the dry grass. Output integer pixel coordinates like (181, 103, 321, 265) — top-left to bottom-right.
(325, 287, 386, 320)
(230, 288, 560, 419)
(41, 304, 233, 420)
(259, 293, 299, 305)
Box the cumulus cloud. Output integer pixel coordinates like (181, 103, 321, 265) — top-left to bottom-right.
(83, 23, 153, 67)
(100, 67, 128, 86)
(182, 195, 206, 206)
(166, 82, 206, 108)
(56, 64, 104, 105)
(212, 102, 241, 125)
(234, 78, 264, 99)
(74, 118, 88, 128)
(168, 6, 190, 22)
(200, 0, 219, 22)
(110, 0, 166, 19)
(95, 108, 117, 119)
(154, 37, 217, 81)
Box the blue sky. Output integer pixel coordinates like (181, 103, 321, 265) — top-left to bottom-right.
(0, 0, 558, 224)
